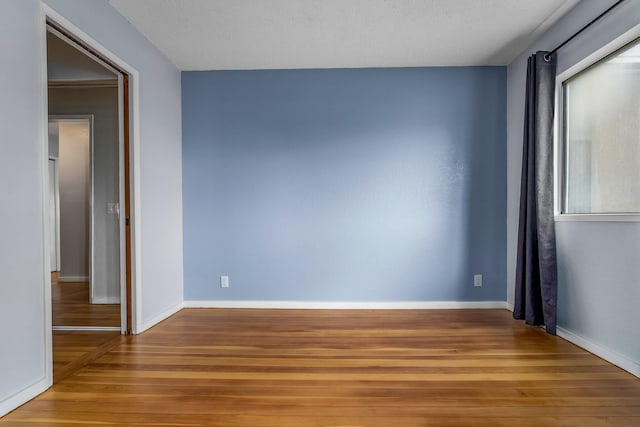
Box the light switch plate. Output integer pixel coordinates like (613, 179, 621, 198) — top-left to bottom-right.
(107, 202, 119, 215)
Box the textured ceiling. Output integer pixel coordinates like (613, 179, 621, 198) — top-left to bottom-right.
(108, 0, 580, 70)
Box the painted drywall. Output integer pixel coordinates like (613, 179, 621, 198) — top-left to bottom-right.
(0, 0, 182, 415)
(0, 0, 49, 413)
(49, 87, 121, 303)
(507, 0, 640, 369)
(182, 67, 506, 302)
(57, 121, 90, 280)
(555, 222, 640, 365)
(47, 31, 117, 82)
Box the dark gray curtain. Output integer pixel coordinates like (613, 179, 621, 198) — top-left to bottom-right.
(514, 51, 558, 335)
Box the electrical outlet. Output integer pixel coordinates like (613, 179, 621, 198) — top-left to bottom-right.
(474, 274, 482, 287)
(220, 275, 229, 288)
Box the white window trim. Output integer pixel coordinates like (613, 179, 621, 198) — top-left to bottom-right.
(554, 22, 640, 223)
(555, 214, 640, 222)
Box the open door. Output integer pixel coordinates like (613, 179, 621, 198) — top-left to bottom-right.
(46, 20, 134, 335)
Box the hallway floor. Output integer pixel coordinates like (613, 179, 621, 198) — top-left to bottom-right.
(51, 272, 120, 327)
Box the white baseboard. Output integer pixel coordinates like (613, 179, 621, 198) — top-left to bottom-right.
(52, 326, 120, 332)
(557, 326, 640, 378)
(139, 301, 184, 334)
(0, 376, 50, 418)
(505, 302, 514, 312)
(183, 300, 510, 310)
(57, 275, 89, 282)
(90, 296, 120, 304)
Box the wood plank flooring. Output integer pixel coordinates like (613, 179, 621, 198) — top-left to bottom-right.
(51, 273, 120, 327)
(3, 309, 640, 426)
(53, 331, 121, 384)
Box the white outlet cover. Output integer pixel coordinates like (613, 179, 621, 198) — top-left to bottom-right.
(474, 274, 482, 287)
(220, 275, 229, 288)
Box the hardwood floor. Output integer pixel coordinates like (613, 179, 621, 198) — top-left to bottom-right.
(3, 309, 640, 426)
(53, 331, 121, 384)
(51, 272, 120, 327)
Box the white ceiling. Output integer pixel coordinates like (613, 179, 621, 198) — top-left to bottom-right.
(108, 0, 579, 71)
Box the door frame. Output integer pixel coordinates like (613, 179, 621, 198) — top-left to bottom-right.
(48, 115, 96, 298)
(48, 157, 61, 272)
(39, 4, 143, 365)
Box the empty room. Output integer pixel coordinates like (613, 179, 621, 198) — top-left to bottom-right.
(1, 0, 639, 426)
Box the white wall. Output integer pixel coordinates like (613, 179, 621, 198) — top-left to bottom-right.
(0, 1, 50, 415)
(57, 121, 90, 280)
(50, 87, 121, 303)
(507, 0, 640, 374)
(0, 0, 183, 415)
(47, 31, 117, 82)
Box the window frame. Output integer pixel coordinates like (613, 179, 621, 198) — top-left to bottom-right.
(554, 25, 640, 223)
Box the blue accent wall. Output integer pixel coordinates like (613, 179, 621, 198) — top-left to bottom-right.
(182, 67, 506, 301)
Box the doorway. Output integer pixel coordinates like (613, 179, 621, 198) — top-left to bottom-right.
(48, 116, 121, 329)
(44, 16, 135, 381)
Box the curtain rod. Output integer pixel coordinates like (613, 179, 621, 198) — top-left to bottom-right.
(544, 0, 626, 61)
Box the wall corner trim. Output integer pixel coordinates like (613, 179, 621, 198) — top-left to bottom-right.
(182, 300, 511, 310)
(0, 376, 51, 418)
(138, 301, 184, 334)
(557, 326, 640, 378)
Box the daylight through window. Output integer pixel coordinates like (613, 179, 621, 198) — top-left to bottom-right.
(562, 38, 640, 214)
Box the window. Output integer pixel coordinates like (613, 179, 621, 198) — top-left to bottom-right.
(561, 37, 640, 215)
